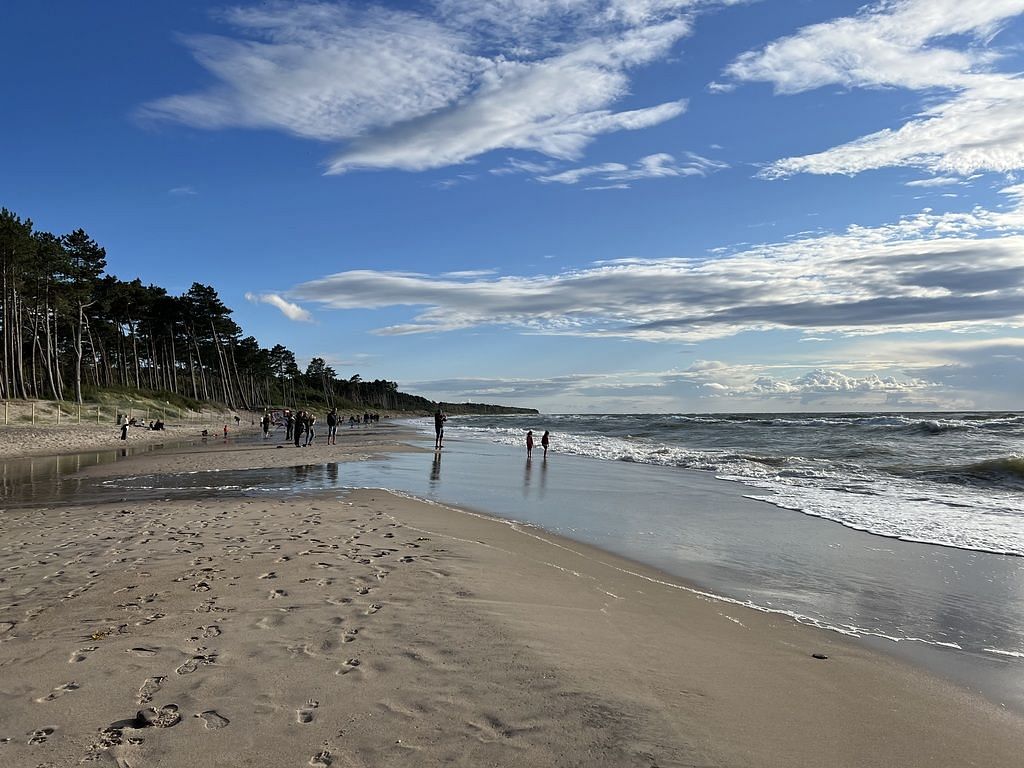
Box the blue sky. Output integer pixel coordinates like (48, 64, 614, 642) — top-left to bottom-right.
(4, 0, 1024, 412)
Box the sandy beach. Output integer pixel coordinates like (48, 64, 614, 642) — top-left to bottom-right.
(1, 428, 1022, 767)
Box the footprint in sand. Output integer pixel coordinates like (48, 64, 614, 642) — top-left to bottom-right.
(176, 651, 217, 675)
(126, 647, 159, 658)
(136, 704, 181, 728)
(194, 710, 230, 730)
(36, 682, 79, 702)
(365, 603, 382, 615)
(269, 589, 288, 599)
(69, 646, 98, 663)
(189, 625, 222, 642)
(27, 727, 55, 744)
(191, 581, 212, 592)
(1, 621, 17, 634)
(138, 676, 165, 705)
(296, 700, 319, 723)
(310, 746, 333, 766)
(354, 586, 370, 595)
(342, 629, 359, 643)
(335, 659, 360, 675)
(259, 572, 277, 580)
(135, 613, 165, 626)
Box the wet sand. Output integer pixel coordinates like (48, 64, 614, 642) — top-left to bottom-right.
(1, 430, 1022, 766)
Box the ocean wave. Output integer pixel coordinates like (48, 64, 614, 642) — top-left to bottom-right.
(444, 419, 1024, 557)
(916, 455, 1024, 489)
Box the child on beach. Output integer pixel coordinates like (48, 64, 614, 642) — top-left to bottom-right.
(526, 430, 534, 458)
(542, 430, 550, 458)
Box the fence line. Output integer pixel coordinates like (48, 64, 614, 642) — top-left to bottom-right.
(1, 400, 212, 427)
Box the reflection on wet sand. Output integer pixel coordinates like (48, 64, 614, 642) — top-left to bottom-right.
(430, 451, 442, 486)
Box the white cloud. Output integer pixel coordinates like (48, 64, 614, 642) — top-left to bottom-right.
(537, 151, 725, 185)
(290, 187, 1024, 340)
(904, 177, 962, 188)
(142, 1, 708, 173)
(142, 5, 477, 142)
(722, 0, 1024, 177)
(244, 292, 313, 322)
(674, 361, 935, 401)
(168, 186, 198, 195)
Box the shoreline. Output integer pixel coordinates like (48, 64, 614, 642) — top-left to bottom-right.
(1, 430, 1022, 765)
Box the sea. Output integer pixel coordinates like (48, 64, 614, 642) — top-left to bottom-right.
(443, 411, 1024, 557)
(3, 411, 1022, 710)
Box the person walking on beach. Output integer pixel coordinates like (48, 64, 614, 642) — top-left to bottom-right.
(434, 407, 446, 449)
(305, 413, 317, 446)
(541, 430, 550, 459)
(285, 410, 294, 442)
(120, 421, 129, 441)
(223, 424, 228, 439)
(526, 430, 534, 458)
(261, 413, 271, 438)
(326, 408, 338, 445)
(294, 411, 305, 447)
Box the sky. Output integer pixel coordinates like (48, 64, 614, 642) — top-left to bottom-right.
(4, 0, 1024, 413)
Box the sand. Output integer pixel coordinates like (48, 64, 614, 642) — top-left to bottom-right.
(1, 429, 1022, 767)
(0, 421, 256, 461)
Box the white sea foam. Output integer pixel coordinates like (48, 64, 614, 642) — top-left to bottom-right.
(441, 418, 1024, 557)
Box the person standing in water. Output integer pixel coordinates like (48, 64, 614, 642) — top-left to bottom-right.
(434, 408, 446, 449)
(541, 430, 550, 459)
(526, 430, 534, 458)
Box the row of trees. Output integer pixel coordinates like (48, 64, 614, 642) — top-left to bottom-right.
(0, 207, 432, 412)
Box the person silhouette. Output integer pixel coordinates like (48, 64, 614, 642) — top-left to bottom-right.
(434, 408, 446, 449)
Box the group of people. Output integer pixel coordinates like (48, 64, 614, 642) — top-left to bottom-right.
(117, 414, 165, 440)
(434, 408, 551, 460)
(282, 409, 320, 447)
(525, 429, 550, 459)
(264, 407, 374, 446)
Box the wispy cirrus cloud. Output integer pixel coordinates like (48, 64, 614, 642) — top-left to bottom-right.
(904, 177, 963, 188)
(244, 292, 313, 322)
(537, 151, 727, 186)
(720, 0, 1024, 178)
(140, 1, 717, 173)
(290, 185, 1024, 340)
